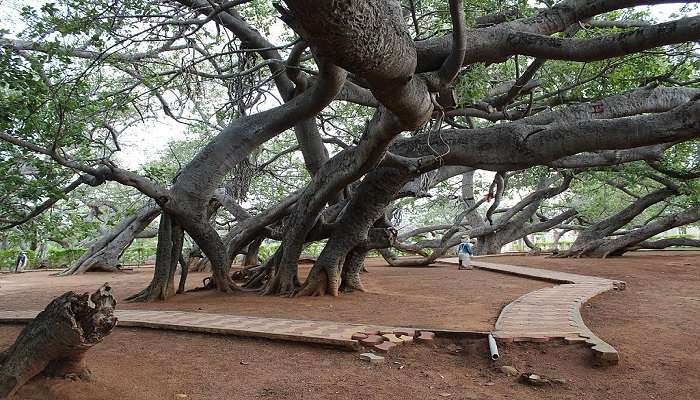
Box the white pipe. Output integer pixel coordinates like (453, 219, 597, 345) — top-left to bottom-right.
(488, 334, 499, 360)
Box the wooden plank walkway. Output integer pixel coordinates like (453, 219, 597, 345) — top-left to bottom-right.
(0, 309, 419, 350)
(440, 258, 626, 363)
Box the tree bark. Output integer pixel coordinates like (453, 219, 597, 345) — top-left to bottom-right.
(474, 174, 575, 254)
(548, 228, 570, 253)
(176, 255, 189, 294)
(476, 234, 504, 255)
(623, 237, 700, 251)
(562, 187, 677, 256)
(576, 207, 700, 258)
(125, 213, 184, 301)
(243, 236, 263, 267)
(339, 247, 370, 292)
(0, 284, 117, 398)
(296, 167, 409, 296)
(459, 170, 486, 229)
(523, 235, 541, 252)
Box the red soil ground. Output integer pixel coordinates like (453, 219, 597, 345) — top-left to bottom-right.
(0, 258, 547, 331)
(0, 251, 698, 399)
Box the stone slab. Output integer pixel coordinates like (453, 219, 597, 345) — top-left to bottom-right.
(359, 352, 385, 363)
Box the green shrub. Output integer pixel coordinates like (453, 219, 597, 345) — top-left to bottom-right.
(257, 242, 280, 261)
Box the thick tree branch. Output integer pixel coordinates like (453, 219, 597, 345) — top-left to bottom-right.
(548, 144, 672, 168)
(1, 176, 86, 230)
(415, 0, 697, 70)
(391, 99, 700, 171)
(507, 17, 700, 62)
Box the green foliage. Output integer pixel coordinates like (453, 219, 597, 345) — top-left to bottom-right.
(0, 248, 36, 270)
(556, 148, 700, 229)
(0, 243, 161, 270)
(121, 245, 158, 265)
(43, 247, 83, 267)
(257, 242, 280, 262)
(0, 247, 82, 269)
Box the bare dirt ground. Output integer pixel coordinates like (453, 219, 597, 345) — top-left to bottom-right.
(0, 251, 698, 399)
(0, 258, 547, 331)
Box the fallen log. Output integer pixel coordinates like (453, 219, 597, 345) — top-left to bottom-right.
(0, 284, 117, 399)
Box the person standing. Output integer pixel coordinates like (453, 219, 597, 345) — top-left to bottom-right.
(457, 237, 474, 270)
(15, 251, 28, 273)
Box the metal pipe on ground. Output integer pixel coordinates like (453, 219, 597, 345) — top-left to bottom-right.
(488, 333, 499, 360)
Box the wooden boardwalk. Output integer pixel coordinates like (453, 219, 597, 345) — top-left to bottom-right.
(441, 258, 626, 363)
(0, 309, 419, 350)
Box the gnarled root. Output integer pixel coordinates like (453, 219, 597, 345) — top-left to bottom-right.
(249, 248, 300, 296)
(124, 279, 172, 302)
(296, 269, 329, 297)
(260, 265, 300, 296)
(0, 284, 117, 398)
(297, 258, 342, 297)
(186, 277, 217, 293)
(187, 274, 242, 293)
(241, 266, 269, 290)
(240, 248, 279, 291)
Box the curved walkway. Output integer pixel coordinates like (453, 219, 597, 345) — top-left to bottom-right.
(0, 259, 625, 362)
(442, 258, 626, 363)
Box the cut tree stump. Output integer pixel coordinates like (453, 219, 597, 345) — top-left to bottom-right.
(0, 284, 117, 399)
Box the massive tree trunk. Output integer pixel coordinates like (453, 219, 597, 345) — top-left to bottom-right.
(0, 284, 116, 398)
(57, 205, 160, 275)
(296, 167, 410, 296)
(476, 234, 505, 255)
(266, 106, 429, 295)
(269, 0, 469, 295)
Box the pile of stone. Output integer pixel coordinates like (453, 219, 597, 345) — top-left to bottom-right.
(352, 329, 435, 354)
